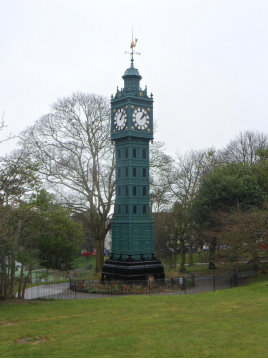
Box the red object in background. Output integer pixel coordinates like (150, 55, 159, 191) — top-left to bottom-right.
(92, 251, 96, 256)
(81, 251, 90, 257)
(258, 244, 267, 250)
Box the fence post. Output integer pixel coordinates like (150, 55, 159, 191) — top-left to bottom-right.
(193, 273, 195, 287)
(213, 275, 216, 290)
(232, 269, 238, 287)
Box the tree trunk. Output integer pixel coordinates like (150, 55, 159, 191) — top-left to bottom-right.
(173, 252, 177, 269)
(29, 270, 32, 284)
(209, 237, 217, 269)
(179, 239, 186, 272)
(17, 265, 24, 299)
(189, 239, 194, 266)
(7, 256, 10, 288)
(22, 265, 32, 300)
(0, 250, 5, 297)
(1, 254, 7, 298)
(251, 247, 265, 274)
(95, 239, 104, 273)
(10, 250, 16, 299)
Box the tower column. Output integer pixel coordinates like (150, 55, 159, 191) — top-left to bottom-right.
(101, 38, 164, 281)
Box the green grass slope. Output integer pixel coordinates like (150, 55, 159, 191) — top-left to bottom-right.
(1, 276, 268, 358)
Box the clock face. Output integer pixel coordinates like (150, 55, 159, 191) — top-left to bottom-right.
(114, 108, 127, 131)
(132, 107, 150, 130)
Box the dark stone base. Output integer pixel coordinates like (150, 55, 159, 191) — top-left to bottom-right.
(101, 258, 165, 281)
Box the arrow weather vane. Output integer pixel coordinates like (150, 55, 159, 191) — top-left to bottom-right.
(125, 28, 141, 66)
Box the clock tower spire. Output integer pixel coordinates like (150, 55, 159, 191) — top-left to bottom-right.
(102, 36, 165, 281)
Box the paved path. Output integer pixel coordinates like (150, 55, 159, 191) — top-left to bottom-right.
(24, 283, 110, 300)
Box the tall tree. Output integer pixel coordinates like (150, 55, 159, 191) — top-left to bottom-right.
(20, 93, 114, 272)
(192, 161, 268, 269)
(0, 148, 40, 299)
(167, 149, 211, 269)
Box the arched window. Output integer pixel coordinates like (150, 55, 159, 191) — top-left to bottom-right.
(118, 168, 121, 178)
(143, 149, 146, 159)
(143, 168, 146, 178)
(118, 187, 121, 196)
(118, 150, 121, 160)
(126, 205, 128, 214)
(118, 205, 121, 214)
(133, 186, 136, 196)
(143, 187, 146, 196)
(133, 205, 137, 214)
(143, 205, 146, 214)
(133, 167, 136, 177)
(126, 186, 129, 196)
(126, 167, 128, 177)
(133, 149, 136, 158)
(126, 148, 128, 159)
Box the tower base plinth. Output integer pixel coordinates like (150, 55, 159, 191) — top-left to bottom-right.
(101, 258, 165, 281)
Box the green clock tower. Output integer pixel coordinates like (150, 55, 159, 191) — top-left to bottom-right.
(102, 38, 165, 281)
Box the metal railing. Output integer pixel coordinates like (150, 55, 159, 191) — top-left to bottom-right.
(21, 269, 256, 300)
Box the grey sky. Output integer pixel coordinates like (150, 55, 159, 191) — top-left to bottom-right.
(1, 0, 267, 157)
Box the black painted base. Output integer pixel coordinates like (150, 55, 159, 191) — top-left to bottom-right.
(101, 258, 165, 281)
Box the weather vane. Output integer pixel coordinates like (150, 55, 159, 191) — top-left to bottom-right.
(125, 28, 141, 66)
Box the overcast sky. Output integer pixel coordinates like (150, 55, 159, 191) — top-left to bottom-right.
(1, 0, 268, 157)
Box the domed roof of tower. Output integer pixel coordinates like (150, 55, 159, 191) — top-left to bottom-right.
(122, 62, 142, 80)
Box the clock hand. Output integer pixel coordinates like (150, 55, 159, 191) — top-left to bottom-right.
(120, 112, 124, 120)
(140, 113, 146, 120)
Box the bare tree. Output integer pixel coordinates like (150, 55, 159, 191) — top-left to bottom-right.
(167, 149, 212, 269)
(219, 130, 268, 164)
(169, 150, 209, 206)
(19, 93, 115, 272)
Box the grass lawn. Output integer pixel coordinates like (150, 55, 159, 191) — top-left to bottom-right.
(1, 276, 268, 357)
(158, 251, 209, 266)
(73, 255, 96, 269)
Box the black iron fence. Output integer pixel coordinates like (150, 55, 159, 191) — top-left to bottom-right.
(21, 269, 256, 300)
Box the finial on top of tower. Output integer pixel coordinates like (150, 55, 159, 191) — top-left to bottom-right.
(125, 28, 141, 67)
